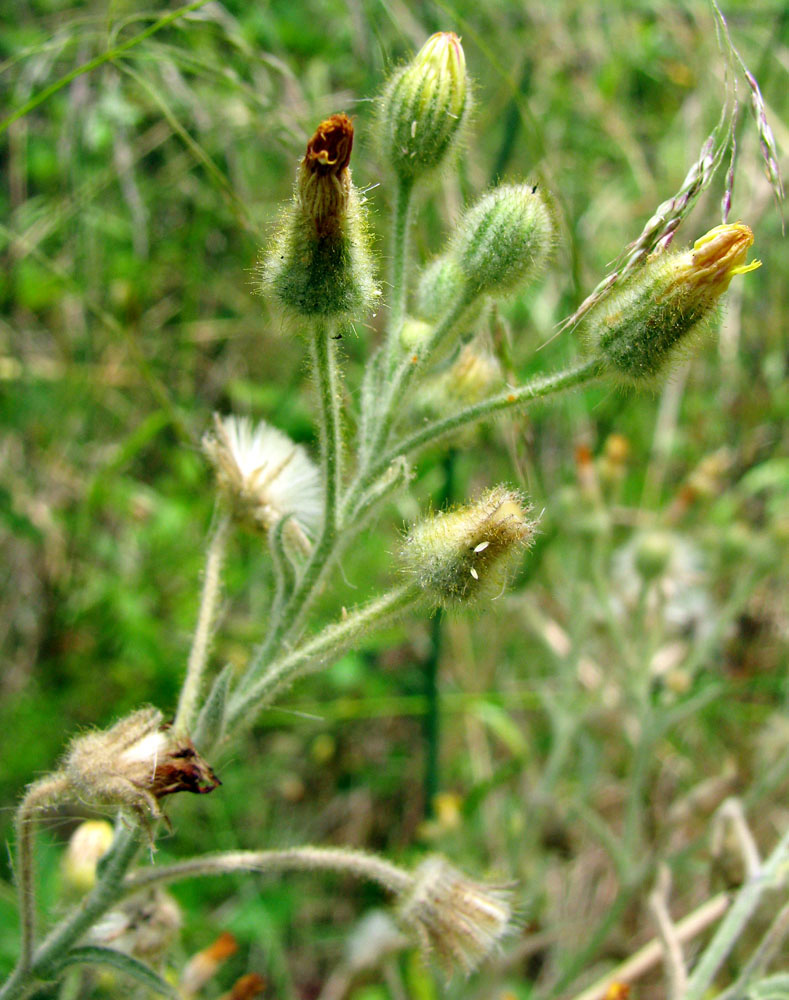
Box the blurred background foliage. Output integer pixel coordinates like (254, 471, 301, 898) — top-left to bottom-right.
(0, 0, 787, 997)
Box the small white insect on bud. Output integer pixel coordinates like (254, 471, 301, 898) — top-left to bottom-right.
(398, 856, 512, 976)
(203, 414, 322, 548)
(402, 485, 535, 607)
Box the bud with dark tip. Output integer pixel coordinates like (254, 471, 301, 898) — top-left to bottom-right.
(260, 113, 378, 322)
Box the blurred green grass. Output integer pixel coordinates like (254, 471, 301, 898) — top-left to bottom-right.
(1, 1, 787, 997)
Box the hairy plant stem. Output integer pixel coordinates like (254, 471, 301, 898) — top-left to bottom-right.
(354, 358, 601, 505)
(123, 847, 413, 897)
(174, 512, 230, 736)
(228, 582, 423, 725)
(1, 827, 140, 1000)
(239, 324, 343, 686)
(368, 294, 472, 460)
(14, 775, 70, 973)
(384, 176, 414, 375)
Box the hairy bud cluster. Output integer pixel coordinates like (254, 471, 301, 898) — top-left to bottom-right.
(260, 113, 378, 321)
(398, 856, 511, 976)
(402, 486, 534, 607)
(380, 32, 470, 184)
(583, 223, 761, 383)
(448, 183, 556, 300)
(62, 707, 220, 833)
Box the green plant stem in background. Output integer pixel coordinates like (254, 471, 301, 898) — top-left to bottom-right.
(385, 177, 415, 373)
(122, 847, 413, 897)
(174, 513, 230, 736)
(422, 449, 456, 818)
(681, 826, 789, 1000)
(0, 0, 212, 136)
(14, 776, 70, 973)
(229, 582, 423, 726)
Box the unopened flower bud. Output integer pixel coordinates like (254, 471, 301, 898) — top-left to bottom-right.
(416, 255, 466, 322)
(634, 530, 673, 581)
(417, 342, 502, 423)
(61, 820, 115, 896)
(398, 856, 511, 976)
(63, 707, 220, 833)
(402, 485, 534, 607)
(448, 183, 556, 300)
(380, 32, 470, 184)
(203, 414, 322, 547)
(584, 223, 761, 383)
(260, 113, 378, 321)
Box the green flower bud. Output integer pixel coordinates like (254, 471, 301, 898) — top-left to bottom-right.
(583, 223, 761, 384)
(634, 530, 673, 581)
(260, 113, 379, 322)
(402, 486, 534, 608)
(415, 254, 466, 322)
(448, 184, 556, 300)
(380, 32, 470, 184)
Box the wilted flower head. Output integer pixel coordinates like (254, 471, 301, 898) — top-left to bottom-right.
(585, 223, 761, 383)
(260, 114, 378, 321)
(204, 414, 322, 547)
(63, 707, 220, 833)
(402, 485, 535, 607)
(398, 856, 511, 976)
(298, 112, 354, 238)
(89, 888, 181, 962)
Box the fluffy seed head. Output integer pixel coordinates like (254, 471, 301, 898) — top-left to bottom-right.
(204, 414, 322, 545)
(402, 486, 534, 607)
(398, 856, 512, 976)
(448, 183, 556, 300)
(380, 32, 470, 183)
(584, 223, 760, 384)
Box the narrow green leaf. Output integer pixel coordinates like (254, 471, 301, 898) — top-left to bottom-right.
(53, 945, 179, 998)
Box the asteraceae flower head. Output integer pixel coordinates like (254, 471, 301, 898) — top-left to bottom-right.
(203, 414, 322, 545)
(63, 707, 220, 834)
(260, 114, 379, 322)
(402, 485, 535, 608)
(585, 222, 761, 383)
(398, 856, 512, 976)
(380, 31, 470, 184)
(61, 820, 115, 896)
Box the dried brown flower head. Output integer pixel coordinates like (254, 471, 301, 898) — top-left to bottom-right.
(298, 113, 354, 237)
